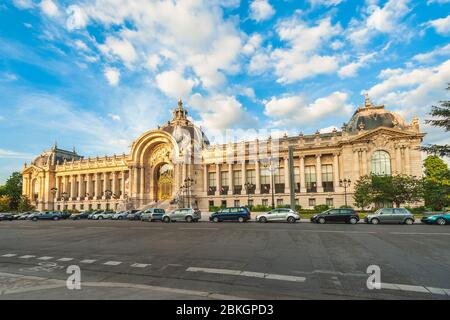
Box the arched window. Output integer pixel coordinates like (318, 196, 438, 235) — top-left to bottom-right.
(371, 151, 391, 175)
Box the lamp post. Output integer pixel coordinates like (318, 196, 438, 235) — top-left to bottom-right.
(104, 189, 112, 211)
(61, 192, 68, 212)
(339, 178, 351, 207)
(124, 193, 129, 210)
(244, 182, 255, 208)
(179, 185, 186, 208)
(262, 157, 277, 209)
(184, 177, 195, 208)
(50, 187, 57, 211)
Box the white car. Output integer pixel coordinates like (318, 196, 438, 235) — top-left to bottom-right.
(91, 211, 114, 220)
(256, 208, 300, 223)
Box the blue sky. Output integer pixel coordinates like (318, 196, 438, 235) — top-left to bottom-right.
(0, 0, 449, 183)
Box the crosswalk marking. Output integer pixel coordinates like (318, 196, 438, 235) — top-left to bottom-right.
(19, 255, 35, 259)
(186, 267, 306, 282)
(80, 259, 97, 264)
(104, 261, 122, 266)
(37, 256, 53, 260)
(131, 263, 150, 268)
(57, 258, 74, 262)
(1, 254, 17, 257)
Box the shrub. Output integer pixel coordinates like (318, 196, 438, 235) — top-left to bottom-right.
(314, 204, 329, 212)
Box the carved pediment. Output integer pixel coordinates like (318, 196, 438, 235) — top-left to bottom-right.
(349, 127, 422, 143)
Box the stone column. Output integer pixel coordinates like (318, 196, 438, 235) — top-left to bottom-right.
(86, 174, 93, 199)
(215, 163, 220, 195)
(333, 153, 340, 192)
(140, 167, 145, 204)
(241, 161, 246, 195)
(112, 171, 118, 197)
(284, 157, 290, 193)
(316, 155, 323, 193)
(228, 163, 233, 195)
(255, 160, 261, 194)
(121, 171, 126, 199)
(78, 174, 84, 200)
(132, 167, 139, 198)
(362, 149, 368, 176)
(404, 146, 411, 175)
(70, 175, 76, 200)
(102, 173, 108, 199)
(299, 156, 306, 193)
(203, 164, 208, 194)
(396, 147, 402, 174)
(353, 150, 360, 181)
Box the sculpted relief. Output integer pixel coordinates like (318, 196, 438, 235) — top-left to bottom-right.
(149, 144, 172, 167)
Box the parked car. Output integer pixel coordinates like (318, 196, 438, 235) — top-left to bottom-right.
(28, 211, 63, 221)
(364, 208, 414, 225)
(88, 210, 104, 219)
(209, 207, 250, 223)
(60, 211, 71, 219)
(311, 208, 359, 224)
(421, 212, 450, 225)
(127, 210, 143, 221)
(71, 211, 91, 220)
(256, 208, 300, 223)
(162, 208, 201, 223)
(15, 211, 37, 220)
(0, 213, 13, 221)
(140, 208, 166, 222)
(91, 211, 114, 220)
(112, 211, 130, 220)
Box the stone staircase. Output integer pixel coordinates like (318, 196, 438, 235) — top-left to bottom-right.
(137, 199, 178, 212)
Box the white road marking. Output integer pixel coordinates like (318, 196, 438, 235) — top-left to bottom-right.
(390, 232, 450, 236)
(131, 263, 150, 268)
(179, 227, 219, 230)
(80, 259, 97, 264)
(104, 261, 122, 266)
(186, 267, 306, 282)
(87, 226, 116, 229)
(19, 255, 35, 259)
(381, 282, 450, 296)
(1, 254, 17, 257)
(130, 227, 164, 230)
(57, 258, 74, 262)
(37, 256, 53, 261)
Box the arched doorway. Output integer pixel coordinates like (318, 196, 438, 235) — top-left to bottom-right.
(155, 163, 174, 201)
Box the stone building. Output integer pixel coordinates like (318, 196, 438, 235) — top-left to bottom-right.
(22, 95, 425, 212)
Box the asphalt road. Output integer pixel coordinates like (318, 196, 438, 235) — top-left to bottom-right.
(0, 219, 449, 300)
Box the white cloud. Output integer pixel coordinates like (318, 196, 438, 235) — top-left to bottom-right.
(264, 91, 353, 128)
(248, 52, 271, 75)
(155, 70, 196, 99)
(307, 0, 343, 7)
(12, 0, 34, 9)
(428, 15, 450, 35)
(319, 126, 339, 133)
(0, 149, 32, 159)
(413, 44, 450, 62)
(146, 54, 162, 71)
(100, 36, 138, 66)
(66, 5, 88, 30)
(249, 0, 275, 22)
(104, 67, 120, 86)
(338, 52, 376, 78)
(74, 40, 89, 51)
(427, 0, 450, 4)
(108, 114, 121, 121)
(243, 34, 263, 55)
(40, 0, 59, 17)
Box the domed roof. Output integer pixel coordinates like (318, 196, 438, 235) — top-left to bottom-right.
(31, 145, 82, 167)
(160, 99, 210, 146)
(345, 94, 405, 133)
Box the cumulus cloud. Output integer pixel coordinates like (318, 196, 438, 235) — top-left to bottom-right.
(428, 14, 450, 35)
(413, 44, 450, 62)
(99, 36, 138, 67)
(40, 0, 59, 17)
(66, 5, 88, 30)
(307, 0, 343, 7)
(249, 0, 275, 22)
(12, 0, 34, 9)
(0, 149, 32, 159)
(104, 67, 120, 86)
(156, 70, 197, 99)
(264, 91, 353, 128)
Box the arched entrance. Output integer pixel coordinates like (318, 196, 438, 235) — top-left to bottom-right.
(155, 163, 174, 201)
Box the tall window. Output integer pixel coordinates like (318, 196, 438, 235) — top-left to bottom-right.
(220, 172, 229, 195)
(260, 168, 270, 194)
(371, 151, 391, 175)
(246, 169, 256, 194)
(233, 171, 242, 195)
(294, 167, 300, 192)
(208, 172, 216, 195)
(305, 166, 317, 193)
(274, 168, 285, 194)
(321, 164, 334, 192)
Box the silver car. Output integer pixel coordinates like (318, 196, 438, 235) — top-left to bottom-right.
(162, 208, 201, 223)
(365, 208, 415, 225)
(92, 211, 114, 220)
(140, 208, 166, 222)
(256, 208, 300, 223)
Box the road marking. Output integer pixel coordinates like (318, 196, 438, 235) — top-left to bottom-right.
(87, 226, 116, 229)
(19, 255, 35, 259)
(390, 232, 450, 236)
(130, 227, 164, 230)
(57, 258, 74, 262)
(186, 267, 306, 283)
(381, 282, 450, 296)
(1, 254, 17, 257)
(300, 230, 377, 234)
(179, 227, 219, 230)
(104, 261, 122, 266)
(131, 263, 150, 268)
(37, 256, 53, 261)
(80, 259, 97, 264)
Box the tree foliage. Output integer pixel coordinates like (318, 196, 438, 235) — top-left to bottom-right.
(0, 195, 11, 212)
(0, 172, 23, 211)
(353, 175, 372, 209)
(422, 155, 450, 211)
(17, 195, 34, 213)
(422, 85, 450, 157)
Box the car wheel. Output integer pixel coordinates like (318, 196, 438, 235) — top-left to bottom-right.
(32, 217, 38, 221)
(53, 216, 59, 221)
(163, 217, 170, 223)
(186, 216, 193, 223)
(98, 216, 103, 220)
(318, 217, 326, 224)
(405, 218, 414, 225)
(259, 217, 267, 223)
(213, 217, 219, 223)
(371, 218, 380, 225)
(437, 218, 446, 225)
(118, 216, 122, 220)
(349, 217, 357, 225)
(287, 217, 296, 223)
(238, 217, 245, 223)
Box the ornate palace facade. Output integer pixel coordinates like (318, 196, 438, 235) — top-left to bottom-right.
(22, 96, 425, 212)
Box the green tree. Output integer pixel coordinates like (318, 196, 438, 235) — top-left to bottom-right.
(353, 175, 373, 209)
(17, 195, 34, 212)
(0, 195, 11, 212)
(0, 172, 23, 211)
(423, 155, 450, 210)
(422, 85, 450, 157)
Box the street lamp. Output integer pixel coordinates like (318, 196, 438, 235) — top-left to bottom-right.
(261, 157, 277, 209)
(123, 193, 129, 210)
(184, 178, 195, 208)
(104, 190, 112, 211)
(50, 187, 57, 211)
(61, 192, 68, 212)
(244, 182, 255, 208)
(339, 178, 351, 207)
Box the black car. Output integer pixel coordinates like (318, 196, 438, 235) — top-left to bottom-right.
(0, 213, 13, 221)
(311, 208, 360, 224)
(71, 211, 91, 220)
